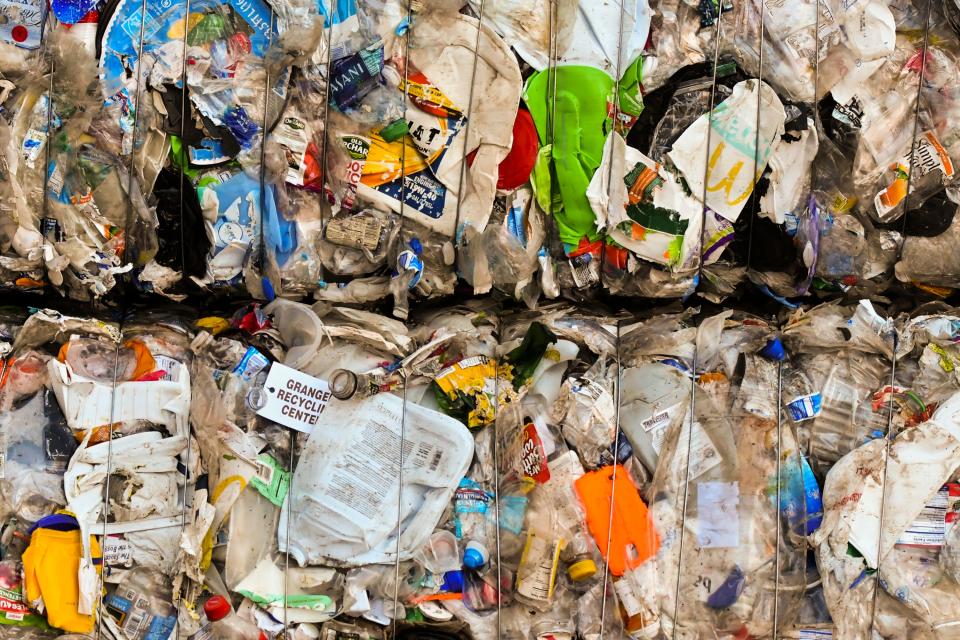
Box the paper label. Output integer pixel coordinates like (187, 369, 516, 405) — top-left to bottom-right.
(569, 253, 599, 288)
(786, 393, 822, 422)
(798, 631, 832, 639)
(697, 481, 740, 548)
(684, 420, 723, 479)
(570, 377, 616, 424)
(325, 215, 383, 252)
(897, 484, 960, 547)
(518, 421, 551, 484)
(232, 346, 269, 382)
(273, 114, 312, 186)
(21, 128, 45, 167)
(875, 132, 954, 217)
(153, 355, 182, 383)
(103, 535, 133, 567)
(255, 363, 332, 433)
(642, 402, 686, 455)
(0, 0, 44, 49)
(613, 578, 644, 617)
(339, 135, 370, 210)
(322, 398, 441, 523)
(516, 532, 560, 603)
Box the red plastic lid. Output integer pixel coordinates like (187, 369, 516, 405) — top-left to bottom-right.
(497, 108, 539, 191)
(203, 595, 232, 621)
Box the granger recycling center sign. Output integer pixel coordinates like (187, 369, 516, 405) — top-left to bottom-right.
(255, 363, 332, 433)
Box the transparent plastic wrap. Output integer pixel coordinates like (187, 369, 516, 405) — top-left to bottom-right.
(649, 311, 810, 637)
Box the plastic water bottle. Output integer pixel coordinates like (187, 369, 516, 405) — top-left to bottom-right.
(203, 595, 266, 640)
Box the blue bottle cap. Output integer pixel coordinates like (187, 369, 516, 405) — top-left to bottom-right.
(760, 336, 786, 361)
(463, 545, 487, 570)
(441, 570, 464, 592)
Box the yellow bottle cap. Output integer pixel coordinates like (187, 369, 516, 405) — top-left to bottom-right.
(568, 559, 598, 582)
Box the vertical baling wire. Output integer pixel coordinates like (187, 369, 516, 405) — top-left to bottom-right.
(773, 348, 783, 639)
(123, 0, 150, 276)
(450, 0, 486, 253)
(747, 6, 779, 635)
(282, 10, 338, 626)
(894, 2, 934, 269)
(597, 321, 623, 638)
(545, 0, 560, 278)
(866, 326, 901, 635)
(316, 2, 337, 232)
(176, 0, 195, 291)
(390, 348, 412, 633)
(390, 0, 413, 634)
(94, 327, 124, 640)
(670, 10, 726, 639)
(91, 0, 148, 631)
(597, 0, 630, 292)
(868, 3, 931, 634)
(255, 16, 275, 287)
(283, 421, 296, 632)
(174, 0, 200, 633)
(493, 308, 503, 640)
(40, 14, 55, 241)
(745, 0, 767, 279)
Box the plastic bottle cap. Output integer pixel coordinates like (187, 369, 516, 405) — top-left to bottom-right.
(568, 559, 598, 582)
(329, 369, 358, 400)
(441, 570, 464, 592)
(463, 547, 486, 569)
(203, 595, 232, 621)
(294, 623, 320, 640)
(760, 337, 786, 361)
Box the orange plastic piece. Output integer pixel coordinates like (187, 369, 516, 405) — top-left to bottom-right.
(574, 465, 660, 576)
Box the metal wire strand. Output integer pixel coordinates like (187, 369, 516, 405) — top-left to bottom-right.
(171, 0, 201, 634)
(893, 0, 934, 265)
(671, 9, 727, 638)
(597, 0, 631, 293)
(255, 14, 276, 289)
(745, 0, 767, 276)
(597, 320, 623, 639)
(390, 0, 414, 633)
(773, 351, 783, 640)
(868, 2, 931, 634)
(94, 324, 125, 640)
(450, 0, 486, 256)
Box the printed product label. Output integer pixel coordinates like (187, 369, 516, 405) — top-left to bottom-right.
(516, 532, 561, 603)
(103, 535, 133, 567)
(697, 481, 740, 548)
(339, 135, 370, 210)
(786, 393, 823, 422)
(232, 346, 270, 383)
(361, 70, 466, 221)
(518, 421, 551, 485)
(897, 484, 960, 547)
(613, 578, 644, 617)
(875, 132, 954, 218)
(0, 0, 44, 48)
(325, 215, 384, 252)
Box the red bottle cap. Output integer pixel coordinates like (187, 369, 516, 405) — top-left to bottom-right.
(203, 595, 232, 621)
